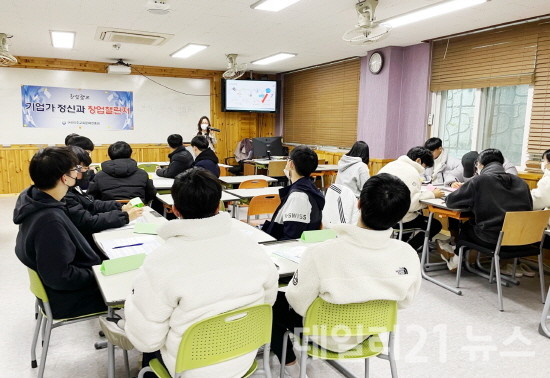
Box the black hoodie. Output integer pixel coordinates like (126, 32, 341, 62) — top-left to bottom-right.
(13, 186, 106, 318)
(262, 177, 325, 240)
(446, 162, 533, 243)
(156, 146, 194, 178)
(87, 158, 157, 203)
(193, 148, 220, 177)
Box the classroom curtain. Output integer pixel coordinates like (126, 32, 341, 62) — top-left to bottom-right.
(282, 59, 360, 148)
(430, 19, 550, 167)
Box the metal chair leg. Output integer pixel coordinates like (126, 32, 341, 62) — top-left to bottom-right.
(539, 253, 546, 304)
(364, 358, 369, 378)
(388, 332, 398, 378)
(280, 331, 290, 378)
(299, 336, 308, 378)
(495, 255, 504, 311)
(263, 343, 273, 378)
(456, 246, 465, 288)
(37, 318, 53, 378)
(123, 349, 130, 378)
(540, 289, 550, 338)
(31, 311, 43, 368)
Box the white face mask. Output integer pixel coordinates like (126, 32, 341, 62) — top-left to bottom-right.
(200, 124, 208, 131)
(541, 161, 547, 171)
(283, 168, 290, 179)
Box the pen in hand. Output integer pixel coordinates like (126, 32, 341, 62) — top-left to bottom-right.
(112, 243, 144, 249)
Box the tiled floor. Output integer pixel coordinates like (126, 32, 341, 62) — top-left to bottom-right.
(1, 196, 549, 377)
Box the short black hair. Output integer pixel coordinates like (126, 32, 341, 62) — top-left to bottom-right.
(359, 173, 411, 230)
(167, 134, 183, 149)
(290, 145, 318, 177)
(67, 135, 94, 151)
(171, 168, 221, 219)
(407, 146, 434, 168)
(347, 141, 370, 165)
(424, 137, 442, 152)
(108, 141, 132, 159)
(29, 147, 78, 190)
(478, 148, 504, 166)
(461, 151, 479, 179)
(191, 135, 209, 151)
(68, 145, 92, 166)
(542, 149, 550, 163)
(64, 133, 79, 146)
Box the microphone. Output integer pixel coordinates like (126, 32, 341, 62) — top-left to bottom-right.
(207, 126, 221, 132)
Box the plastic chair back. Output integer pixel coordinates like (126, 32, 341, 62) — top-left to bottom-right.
(239, 179, 268, 189)
(248, 195, 281, 217)
(501, 209, 550, 246)
(27, 268, 49, 303)
(138, 163, 157, 173)
(267, 161, 287, 177)
(175, 304, 272, 373)
(303, 298, 397, 337)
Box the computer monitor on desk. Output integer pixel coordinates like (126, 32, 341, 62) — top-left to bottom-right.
(252, 137, 285, 159)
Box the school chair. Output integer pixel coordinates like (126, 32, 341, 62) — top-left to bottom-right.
(310, 160, 328, 190)
(137, 304, 273, 378)
(26, 268, 115, 378)
(267, 160, 288, 186)
(246, 194, 281, 224)
(280, 298, 398, 378)
(455, 210, 550, 311)
(541, 288, 550, 338)
(239, 179, 269, 189)
(137, 163, 157, 173)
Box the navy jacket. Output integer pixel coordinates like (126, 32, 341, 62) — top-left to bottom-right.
(446, 162, 533, 243)
(156, 146, 194, 178)
(88, 158, 157, 203)
(193, 148, 220, 177)
(262, 177, 325, 240)
(13, 186, 105, 318)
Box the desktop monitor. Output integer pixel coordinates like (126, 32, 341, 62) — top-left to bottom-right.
(252, 137, 284, 159)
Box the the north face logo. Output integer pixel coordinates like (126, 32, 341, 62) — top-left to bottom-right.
(292, 270, 299, 285)
(396, 267, 408, 275)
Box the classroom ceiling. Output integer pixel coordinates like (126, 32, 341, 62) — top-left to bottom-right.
(3, 0, 550, 74)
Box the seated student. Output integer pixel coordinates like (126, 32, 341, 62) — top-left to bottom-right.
(422, 137, 462, 186)
(104, 168, 278, 377)
(532, 148, 550, 248)
(378, 147, 444, 251)
(155, 134, 194, 178)
(335, 140, 370, 197)
(65, 146, 143, 251)
(443, 148, 533, 269)
(262, 145, 325, 240)
(271, 174, 422, 378)
(66, 135, 96, 189)
(87, 141, 157, 203)
(451, 150, 519, 188)
(190, 135, 220, 177)
(13, 147, 106, 318)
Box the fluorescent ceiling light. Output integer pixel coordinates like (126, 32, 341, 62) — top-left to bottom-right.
(171, 44, 208, 59)
(381, 0, 488, 28)
(250, 0, 301, 12)
(252, 53, 296, 65)
(50, 31, 75, 49)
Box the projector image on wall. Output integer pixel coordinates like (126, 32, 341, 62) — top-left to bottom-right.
(107, 64, 132, 74)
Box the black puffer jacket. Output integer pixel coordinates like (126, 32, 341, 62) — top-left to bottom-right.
(156, 146, 194, 178)
(88, 158, 157, 203)
(193, 148, 220, 177)
(446, 162, 533, 243)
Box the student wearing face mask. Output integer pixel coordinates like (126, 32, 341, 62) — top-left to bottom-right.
(261, 145, 325, 240)
(196, 115, 217, 152)
(335, 141, 370, 198)
(531, 149, 550, 248)
(64, 146, 143, 254)
(190, 135, 220, 177)
(13, 147, 107, 318)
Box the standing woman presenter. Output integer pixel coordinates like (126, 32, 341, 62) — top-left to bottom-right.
(196, 116, 217, 152)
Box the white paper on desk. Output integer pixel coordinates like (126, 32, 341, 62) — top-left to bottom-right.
(263, 244, 308, 263)
(100, 235, 162, 259)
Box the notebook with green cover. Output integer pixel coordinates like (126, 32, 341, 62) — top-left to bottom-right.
(100, 253, 146, 276)
(300, 229, 337, 243)
(133, 223, 160, 235)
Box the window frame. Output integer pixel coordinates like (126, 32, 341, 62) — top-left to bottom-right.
(430, 85, 534, 170)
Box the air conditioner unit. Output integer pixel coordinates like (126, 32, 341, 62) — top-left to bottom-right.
(95, 27, 173, 46)
(107, 64, 131, 75)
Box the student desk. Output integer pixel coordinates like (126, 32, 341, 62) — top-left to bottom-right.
(156, 192, 242, 218)
(225, 186, 283, 200)
(150, 173, 174, 190)
(243, 158, 287, 175)
(420, 198, 471, 295)
(219, 175, 278, 188)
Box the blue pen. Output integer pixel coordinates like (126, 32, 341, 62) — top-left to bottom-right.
(112, 243, 144, 249)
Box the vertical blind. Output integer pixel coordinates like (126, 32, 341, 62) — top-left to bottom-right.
(282, 59, 360, 148)
(430, 20, 550, 168)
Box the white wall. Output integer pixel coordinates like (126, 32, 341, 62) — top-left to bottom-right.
(0, 68, 210, 145)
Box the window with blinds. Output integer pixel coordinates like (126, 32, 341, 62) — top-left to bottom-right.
(430, 19, 550, 170)
(282, 59, 360, 148)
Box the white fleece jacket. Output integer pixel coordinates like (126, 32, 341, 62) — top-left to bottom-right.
(124, 212, 279, 378)
(286, 224, 421, 352)
(378, 156, 435, 222)
(532, 169, 550, 226)
(335, 155, 370, 198)
(423, 149, 462, 186)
